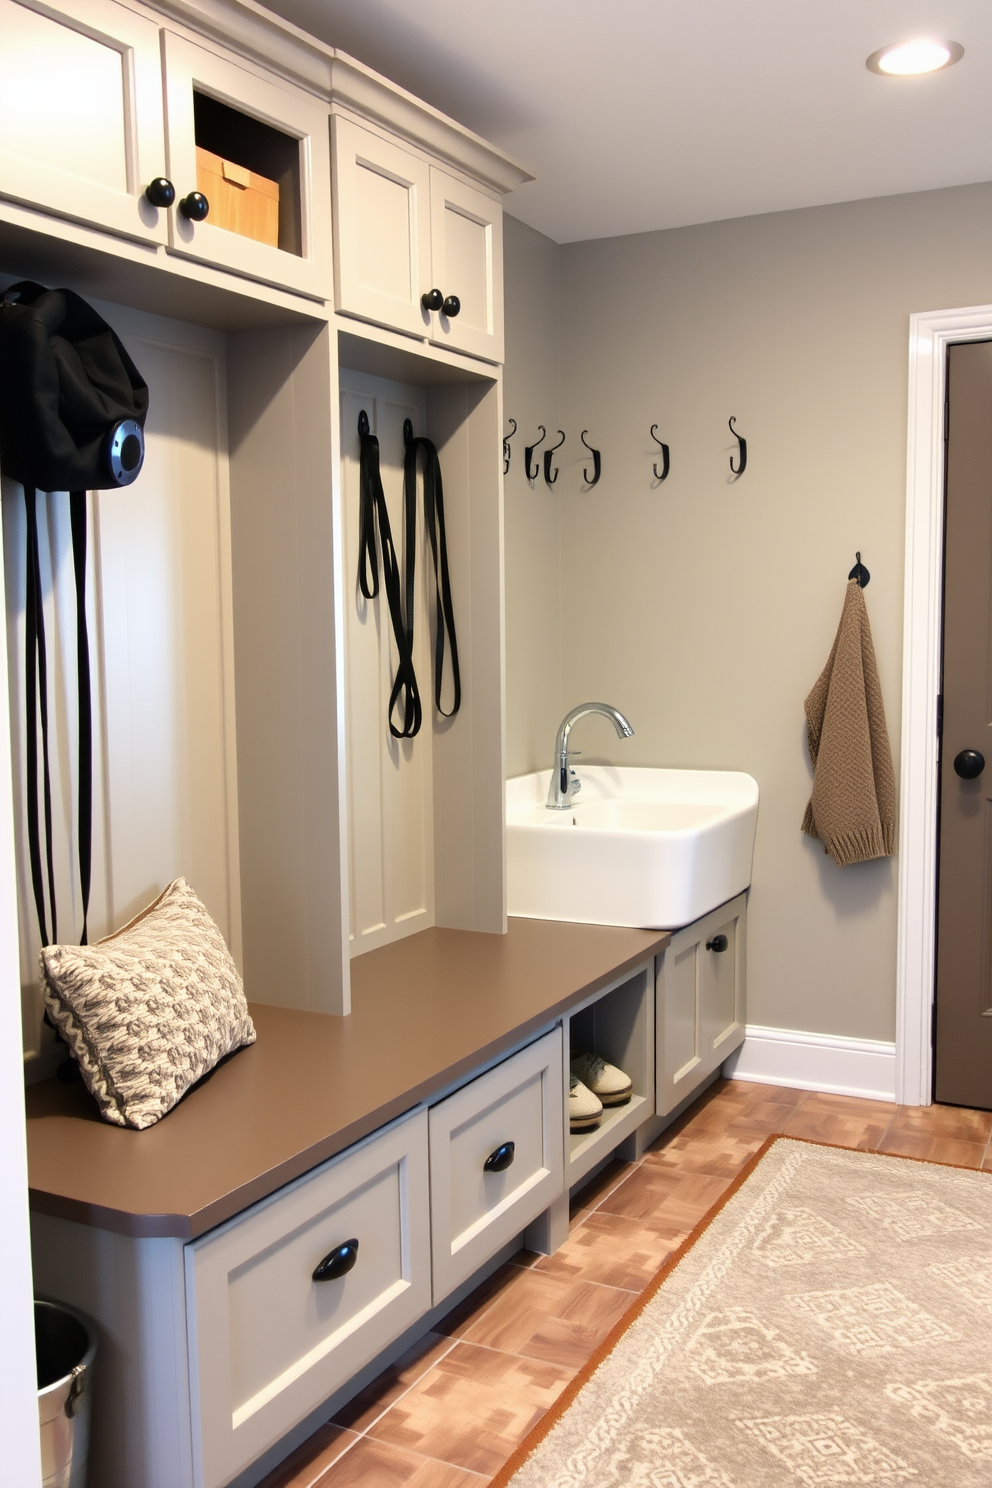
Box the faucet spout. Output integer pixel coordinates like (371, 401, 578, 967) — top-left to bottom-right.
(547, 702, 634, 809)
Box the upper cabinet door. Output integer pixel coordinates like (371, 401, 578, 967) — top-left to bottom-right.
(332, 116, 433, 339)
(428, 168, 503, 363)
(161, 33, 332, 300)
(0, 0, 169, 244)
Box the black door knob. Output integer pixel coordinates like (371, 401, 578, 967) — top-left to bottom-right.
(953, 749, 985, 779)
(421, 288, 443, 312)
(483, 1141, 515, 1173)
(706, 934, 729, 952)
(144, 177, 175, 208)
(178, 191, 209, 222)
(442, 294, 461, 318)
(312, 1238, 358, 1282)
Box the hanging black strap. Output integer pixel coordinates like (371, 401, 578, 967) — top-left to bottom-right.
(23, 486, 56, 947)
(404, 424, 461, 720)
(357, 411, 422, 739)
(70, 491, 91, 945)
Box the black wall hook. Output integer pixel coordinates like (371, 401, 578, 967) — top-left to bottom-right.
(650, 424, 670, 482)
(580, 430, 601, 486)
(848, 551, 870, 587)
(729, 417, 747, 477)
(503, 418, 516, 476)
(524, 426, 545, 482)
(544, 429, 565, 485)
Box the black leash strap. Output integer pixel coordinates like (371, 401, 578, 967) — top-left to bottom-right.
(23, 486, 56, 946)
(403, 421, 461, 720)
(357, 411, 422, 739)
(70, 491, 92, 945)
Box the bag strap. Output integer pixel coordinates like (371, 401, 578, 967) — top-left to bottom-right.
(357, 411, 422, 739)
(403, 423, 461, 720)
(70, 491, 91, 945)
(23, 486, 56, 946)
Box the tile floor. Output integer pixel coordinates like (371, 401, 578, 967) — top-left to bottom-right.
(259, 1078, 992, 1488)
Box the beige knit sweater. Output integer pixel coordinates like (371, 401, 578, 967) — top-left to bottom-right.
(802, 579, 896, 866)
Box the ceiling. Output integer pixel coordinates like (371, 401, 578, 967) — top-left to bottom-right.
(269, 0, 992, 244)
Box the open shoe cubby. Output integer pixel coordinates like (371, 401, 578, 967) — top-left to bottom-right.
(564, 959, 654, 1188)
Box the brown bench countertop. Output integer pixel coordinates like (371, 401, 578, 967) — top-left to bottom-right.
(26, 917, 669, 1241)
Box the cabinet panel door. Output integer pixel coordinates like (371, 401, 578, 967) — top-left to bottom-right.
(428, 167, 503, 363)
(0, 0, 168, 243)
(186, 1111, 430, 1488)
(657, 893, 747, 1116)
(332, 116, 432, 337)
(429, 1028, 563, 1301)
(162, 33, 332, 299)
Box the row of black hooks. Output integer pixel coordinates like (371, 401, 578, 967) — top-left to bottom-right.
(502, 418, 748, 484)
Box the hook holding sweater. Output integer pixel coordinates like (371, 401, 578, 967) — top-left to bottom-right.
(848, 552, 870, 587)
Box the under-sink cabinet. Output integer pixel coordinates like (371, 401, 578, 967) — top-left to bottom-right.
(656, 892, 747, 1116)
(332, 115, 504, 360)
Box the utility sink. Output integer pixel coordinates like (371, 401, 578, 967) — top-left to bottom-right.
(506, 766, 759, 930)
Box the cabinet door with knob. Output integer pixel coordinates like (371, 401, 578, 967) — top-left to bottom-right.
(656, 893, 747, 1116)
(331, 115, 433, 338)
(185, 1109, 430, 1488)
(161, 32, 332, 299)
(429, 1027, 563, 1300)
(0, 0, 169, 245)
(427, 166, 503, 362)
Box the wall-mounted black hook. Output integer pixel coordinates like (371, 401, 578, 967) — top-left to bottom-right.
(650, 424, 670, 482)
(524, 426, 545, 482)
(729, 417, 747, 477)
(503, 418, 516, 476)
(544, 429, 565, 486)
(579, 430, 601, 487)
(848, 551, 870, 587)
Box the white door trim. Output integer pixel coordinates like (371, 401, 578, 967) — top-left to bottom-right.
(897, 303, 992, 1104)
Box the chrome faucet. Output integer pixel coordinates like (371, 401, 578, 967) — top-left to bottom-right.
(547, 702, 634, 809)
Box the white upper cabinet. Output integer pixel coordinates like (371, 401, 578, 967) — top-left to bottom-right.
(161, 33, 332, 299)
(0, 0, 169, 245)
(332, 115, 432, 339)
(332, 116, 504, 363)
(428, 166, 503, 363)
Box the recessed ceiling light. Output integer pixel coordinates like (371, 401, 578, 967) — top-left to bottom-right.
(866, 39, 964, 76)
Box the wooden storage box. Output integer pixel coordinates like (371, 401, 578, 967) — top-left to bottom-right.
(195, 145, 279, 247)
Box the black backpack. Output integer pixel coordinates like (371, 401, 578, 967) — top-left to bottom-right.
(0, 281, 148, 947)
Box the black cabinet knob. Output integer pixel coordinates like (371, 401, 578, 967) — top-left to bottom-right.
(144, 177, 175, 208)
(706, 934, 729, 953)
(442, 294, 461, 318)
(312, 1238, 359, 1282)
(421, 288, 443, 312)
(483, 1141, 515, 1173)
(953, 749, 985, 780)
(178, 191, 209, 222)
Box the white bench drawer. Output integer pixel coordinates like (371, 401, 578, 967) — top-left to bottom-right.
(429, 1027, 563, 1300)
(185, 1109, 430, 1488)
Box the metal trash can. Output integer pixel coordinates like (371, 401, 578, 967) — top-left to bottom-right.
(36, 1300, 97, 1488)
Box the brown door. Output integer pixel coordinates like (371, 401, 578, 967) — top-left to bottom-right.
(935, 339, 992, 1108)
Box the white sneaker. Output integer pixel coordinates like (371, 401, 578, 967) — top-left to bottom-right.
(570, 1052, 633, 1107)
(569, 1073, 603, 1132)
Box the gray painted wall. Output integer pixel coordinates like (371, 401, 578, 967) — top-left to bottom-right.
(503, 181, 992, 1044)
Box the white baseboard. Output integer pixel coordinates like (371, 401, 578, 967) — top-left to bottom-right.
(722, 1025, 897, 1103)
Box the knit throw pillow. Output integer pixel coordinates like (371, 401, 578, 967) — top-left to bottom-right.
(40, 878, 256, 1130)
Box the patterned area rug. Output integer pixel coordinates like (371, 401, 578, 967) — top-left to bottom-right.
(493, 1136, 992, 1487)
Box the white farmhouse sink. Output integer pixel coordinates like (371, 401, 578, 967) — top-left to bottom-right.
(506, 766, 759, 930)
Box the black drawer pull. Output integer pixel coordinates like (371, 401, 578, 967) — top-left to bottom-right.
(484, 1141, 515, 1173)
(313, 1238, 359, 1282)
(706, 934, 729, 952)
